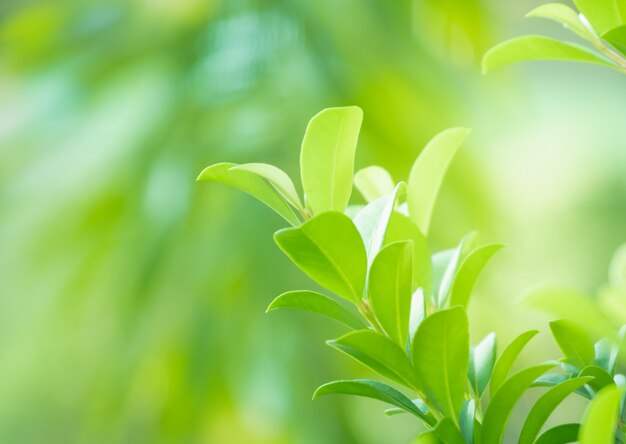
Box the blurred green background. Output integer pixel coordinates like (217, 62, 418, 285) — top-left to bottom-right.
(1, 0, 626, 442)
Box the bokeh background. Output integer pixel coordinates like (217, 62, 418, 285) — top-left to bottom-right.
(1, 0, 626, 442)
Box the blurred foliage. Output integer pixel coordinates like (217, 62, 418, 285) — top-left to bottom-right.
(1, 0, 626, 443)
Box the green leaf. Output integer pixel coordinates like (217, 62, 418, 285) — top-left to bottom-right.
(518, 376, 593, 444)
(413, 432, 441, 444)
(313, 379, 431, 423)
(482, 35, 618, 73)
(533, 374, 593, 399)
(594, 338, 616, 375)
(266, 290, 367, 330)
(274, 212, 366, 303)
(231, 162, 304, 211)
(369, 241, 413, 346)
(482, 364, 556, 444)
(535, 423, 580, 444)
(574, 0, 626, 35)
(384, 212, 431, 294)
(469, 332, 497, 396)
(407, 128, 470, 235)
(412, 307, 469, 422)
(433, 232, 478, 308)
(197, 162, 300, 225)
(579, 384, 621, 444)
(384, 398, 434, 423)
(579, 365, 615, 393)
(603, 25, 626, 55)
(354, 166, 395, 203)
(459, 400, 475, 444)
(449, 244, 504, 308)
(550, 319, 595, 369)
(527, 3, 596, 41)
(490, 330, 538, 395)
(353, 183, 406, 264)
(300, 106, 363, 214)
(525, 286, 613, 338)
(328, 330, 417, 390)
(432, 418, 465, 444)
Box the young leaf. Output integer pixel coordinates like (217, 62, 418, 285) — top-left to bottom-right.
(354, 166, 395, 203)
(384, 398, 434, 424)
(449, 244, 504, 308)
(482, 364, 556, 444)
(327, 330, 417, 390)
(527, 3, 596, 41)
(313, 379, 430, 422)
(266, 290, 367, 330)
(385, 212, 431, 294)
(274, 212, 366, 303)
(482, 35, 618, 73)
(459, 400, 475, 444)
(579, 384, 621, 444)
(535, 423, 580, 444)
(594, 338, 616, 375)
(369, 241, 413, 346)
(469, 332, 497, 396)
(407, 127, 470, 235)
(412, 307, 469, 422)
(579, 365, 615, 393)
(490, 330, 539, 394)
(197, 162, 300, 225)
(231, 163, 304, 211)
(518, 376, 593, 444)
(433, 232, 478, 308)
(574, 0, 626, 35)
(300, 106, 363, 214)
(550, 319, 595, 369)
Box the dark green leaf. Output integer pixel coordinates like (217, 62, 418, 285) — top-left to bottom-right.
(274, 212, 366, 303)
(579, 365, 615, 393)
(266, 290, 367, 330)
(469, 333, 497, 396)
(482, 364, 555, 444)
(550, 319, 595, 369)
(535, 423, 580, 444)
(490, 330, 538, 394)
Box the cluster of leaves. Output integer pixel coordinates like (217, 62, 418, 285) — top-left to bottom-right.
(483, 0, 626, 75)
(198, 107, 626, 442)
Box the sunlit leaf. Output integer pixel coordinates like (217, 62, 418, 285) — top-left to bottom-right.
(449, 243, 504, 308)
(384, 398, 435, 426)
(433, 232, 478, 308)
(407, 127, 470, 235)
(482, 364, 555, 444)
(412, 307, 469, 422)
(579, 384, 621, 444)
(197, 162, 300, 225)
(482, 35, 617, 73)
(431, 418, 465, 444)
(535, 423, 580, 444)
(327, 329, 417, 390)
(266, 290, 367, 330)
(550, 319, 595, 369)
(369, 241, 413, 346)
(574, 0, 626, 35)
(490, 330, 538, 394)
(603, 25, 626, 55)
(469, 332, 497, 396)
(313, 379, 430, 422)
(518, 376, 592, 444)
(274, 212, 366, 303)
(354, 165, 395, 203)
(300, 106, 363, 214)
(231, 162, 304, 212)
(527, 3, 596, 40)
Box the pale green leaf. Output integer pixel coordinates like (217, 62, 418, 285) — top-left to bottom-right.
(579, 384, 621, 444)
(536, 423, 580, 444)
(527, 3, 596, 40)
(518, 376, 593, 444)
(413, 432, 441, 444)
(274, 212, 366, 303)
(328, 330, 417, 390)
(482, 35, 617, 73)
(550, 319, 595, 369)
(354, 166, 395, 203)
(412, 307, 469, 422)
(574, 0, 626, 35)
(449, 244, 504, 308)
(407, 128, 470, 235)
(469, 332, 497, 396)
(369, 241, 413, 346)
(609, 243, 626, 286)
(490, 330, 539, 394)
(231, 162, 304, 211)
(266, 290, 366, 330)
(300, 106, 363, 214)
(313, 379, 431, 423)
(434, 232, 478, 308)
(482, 364, 556, 444)
(197, 162, 300, 225)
